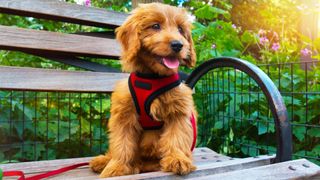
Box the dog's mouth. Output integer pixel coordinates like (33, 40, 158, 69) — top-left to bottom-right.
(161, 57, 180, 69)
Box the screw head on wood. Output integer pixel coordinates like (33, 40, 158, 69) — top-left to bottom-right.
(302, 164, 310, 168)
(288, 165, 296, 171)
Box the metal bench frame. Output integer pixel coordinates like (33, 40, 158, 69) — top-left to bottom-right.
(186, 57, 292, 163)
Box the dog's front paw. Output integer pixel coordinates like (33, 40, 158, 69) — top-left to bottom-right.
(99, 161, 140, 178)
(160, 155, 196, 175)
(90, 155, 111, 173)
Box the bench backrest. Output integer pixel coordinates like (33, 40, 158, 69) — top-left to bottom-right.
(0, 0, 129, 92)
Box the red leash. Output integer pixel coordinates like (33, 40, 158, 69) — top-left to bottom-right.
(190, 113, 197, 151)
(2, 162, 89, 180)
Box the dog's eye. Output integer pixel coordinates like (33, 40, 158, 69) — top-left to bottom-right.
(178, 26, 184, 34)
(151, 23, 161, 30)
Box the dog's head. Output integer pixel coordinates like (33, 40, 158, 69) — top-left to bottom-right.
(116, 3, 196, 76)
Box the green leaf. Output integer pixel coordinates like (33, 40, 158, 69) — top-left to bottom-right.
(308, 128, 320, 138)
(258, 123, 268, 135)
(293, 126, 306, 142)
(241, 31, 255, 44)
(195, 5, 216, 20)
(229, 128, 234, 141)
(214, 121, 223, 129)
(221, 49, 241, 57)
(312, 145, 320, 155)
(195, 5, 228, 20)
(241, 146, 258, 157)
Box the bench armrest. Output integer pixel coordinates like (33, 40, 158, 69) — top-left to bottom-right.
(186, 57, 292, 163)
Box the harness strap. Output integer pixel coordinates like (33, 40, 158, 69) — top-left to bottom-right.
(2, 162, 89, 180)
(190, 113, 197, 151)
(129, 73, 181, 130)
(129, 72, 197, 150)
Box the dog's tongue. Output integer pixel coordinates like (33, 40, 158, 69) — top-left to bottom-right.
(162, 57, 180, 69)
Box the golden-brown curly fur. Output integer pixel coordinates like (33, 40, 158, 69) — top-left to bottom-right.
(90, 3, 197, 178)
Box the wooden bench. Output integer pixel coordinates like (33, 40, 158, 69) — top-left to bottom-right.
(1, 148, 319, 179)
(0, 0, 319, 179)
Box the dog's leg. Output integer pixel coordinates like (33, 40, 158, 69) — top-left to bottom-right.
(99, 111, 141, 178)
(159, 117, 196, 175)
(90, 151, 112, 173)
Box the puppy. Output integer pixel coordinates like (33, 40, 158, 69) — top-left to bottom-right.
(90, 3, 197, 178)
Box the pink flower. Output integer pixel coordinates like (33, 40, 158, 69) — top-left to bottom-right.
(271, 43, 280, 51)
(232, 24, 237, 29)
(211, 44, 216, 49)
(85, 0, 91, 6)
(75, 0, 91, 6)
(301, 48, 312, 56)
(259, 36, 269, 45)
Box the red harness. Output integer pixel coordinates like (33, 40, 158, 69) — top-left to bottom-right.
(128, 72, 197, 151)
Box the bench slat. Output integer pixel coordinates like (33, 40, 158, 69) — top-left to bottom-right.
(0, 25, 121, 58)
(0, 148, 223, 174)
(192, 159, 320, 180)
(107, 155, 274, 180)
(0, 0, 128, 28)
(0, 66, 128, 92)
(0, 147, 236, 179)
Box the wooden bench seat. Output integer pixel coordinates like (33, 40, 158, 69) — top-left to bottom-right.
(0, 147, 272, 180)
(193, 159, 320, 180)
(1, 147, 319, 179)
(0, 66, 128, 92)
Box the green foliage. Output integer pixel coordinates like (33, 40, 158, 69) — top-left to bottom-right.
(195, 5, 229, 20)
(188, 0, 320, 164)
(0, 92, 110, 162)
(193, 64, 319, 162)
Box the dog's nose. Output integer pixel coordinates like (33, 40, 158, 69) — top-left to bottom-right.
(170, 40, 183, 53)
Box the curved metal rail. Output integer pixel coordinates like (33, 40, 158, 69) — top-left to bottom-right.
(186, 57, 292, 163)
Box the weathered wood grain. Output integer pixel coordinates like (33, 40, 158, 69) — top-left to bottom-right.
(0, 66, 128, 92)
(0, 25, 121, 59)
(0, 0, 128, 28)
(0, 148, 219, 174)
(18, 155, 272, 180)
(0, 148, 233, 179)
(190, 159, 320, 180)
(106, 155, 274, 180)
(0, 157, 93, 175)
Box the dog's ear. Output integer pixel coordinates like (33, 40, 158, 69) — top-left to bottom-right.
(116, 15, 141, 72)
(185, 29, 196, 68)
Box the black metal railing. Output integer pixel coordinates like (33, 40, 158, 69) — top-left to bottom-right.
(0, 58, 319, 165)
(0, 92, 110, 163)
(187, 58, 319, 165)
